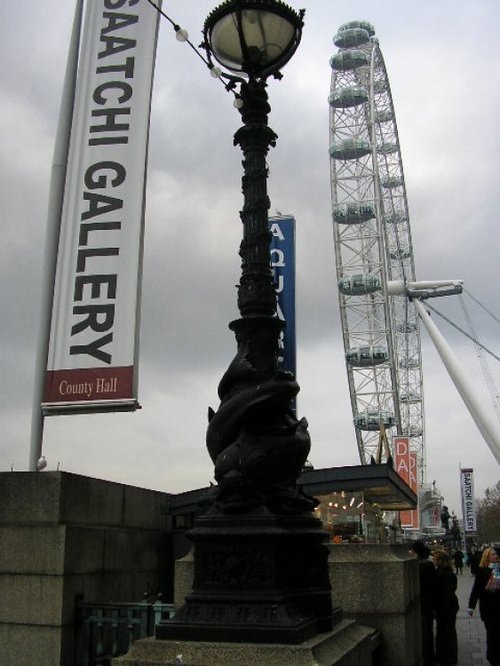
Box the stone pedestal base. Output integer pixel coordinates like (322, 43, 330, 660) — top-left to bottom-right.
(156, 511, 336, 644)
(113, 620, 380, 665)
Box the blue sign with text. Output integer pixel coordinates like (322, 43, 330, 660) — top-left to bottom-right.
(269, 215, 296, 377)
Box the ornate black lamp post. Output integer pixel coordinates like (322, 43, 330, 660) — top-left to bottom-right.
(203, 0, 315, 516)
(156, 0, 336, 645)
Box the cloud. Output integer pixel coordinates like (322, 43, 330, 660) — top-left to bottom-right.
(1, 0, 499, 518)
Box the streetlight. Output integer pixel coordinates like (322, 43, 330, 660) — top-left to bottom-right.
(156, 0, 335, 645)
(202, 0, 314, 516)
(203, 0, 304, 78)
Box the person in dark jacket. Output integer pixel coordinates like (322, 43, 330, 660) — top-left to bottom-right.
(452, 548, 464, 575)
(468, 546, 480, 575)
(468, 546, 500, 666)
(432, 549, 459, 665)
(410, 540, 436, 666)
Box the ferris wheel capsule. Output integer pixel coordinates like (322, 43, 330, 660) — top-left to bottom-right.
(346, 346, 389, 367)
(332, 202, 376, 224)
(328, 85, 368, 108)
(338, 274, 381, 295)
(329, 138, 372, 160)
(333, 28, 371, 49)
(337, 20, 376, 36)
(354, 411, 396, 432)
(330, 49, 370, 71)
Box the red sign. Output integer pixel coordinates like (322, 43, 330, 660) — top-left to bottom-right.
(44, 367, 133, 410)
(394, 436, 419, 528)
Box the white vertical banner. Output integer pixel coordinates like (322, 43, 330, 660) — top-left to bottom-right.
(460, 467, 477, 534)
(43, 0, 160, 414)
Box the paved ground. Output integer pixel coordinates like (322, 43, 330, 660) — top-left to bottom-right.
(455, 568, 489, 665)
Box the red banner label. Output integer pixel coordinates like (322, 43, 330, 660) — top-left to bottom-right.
(44, 366, 133, 406)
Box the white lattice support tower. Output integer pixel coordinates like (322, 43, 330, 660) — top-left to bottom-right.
(329, 21, 425, 484)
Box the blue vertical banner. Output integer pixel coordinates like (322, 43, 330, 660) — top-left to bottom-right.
(269, 215, 296, 377)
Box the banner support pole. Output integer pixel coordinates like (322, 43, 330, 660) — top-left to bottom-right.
(29, 0, 84, 471)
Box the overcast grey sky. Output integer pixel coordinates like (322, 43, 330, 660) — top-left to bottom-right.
(1, 1, 499, 517)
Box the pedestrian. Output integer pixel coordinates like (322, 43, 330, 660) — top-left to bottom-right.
(453, 547, 464, 575)
(410, 540, 436, 666)
(469, 546, 480, 576)
(468, 545, 500, 666)
(432, 549, 459, 665)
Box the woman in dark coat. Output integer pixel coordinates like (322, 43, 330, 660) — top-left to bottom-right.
(432, 549, 459, 665)
(469, 547, 481, 576)
(453, 548, 464, 575)
(410, 540, 436, 666)
(468, 546, 500, 666)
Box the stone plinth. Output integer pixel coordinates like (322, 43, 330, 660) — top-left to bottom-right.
(156, 510, 336, 644)
(114, 619, 380, 665)
(328, 544, 420, 666)
(167, 541, 419, 666)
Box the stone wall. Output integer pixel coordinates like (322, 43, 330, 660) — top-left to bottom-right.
(328, 544, 421, 666)
(0, 473, 421, 666)
(0, 472, 173, 666)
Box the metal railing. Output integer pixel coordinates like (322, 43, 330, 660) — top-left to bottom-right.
(75, 601, 175, 665)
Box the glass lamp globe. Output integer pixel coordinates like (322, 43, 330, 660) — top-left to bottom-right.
(204, 0, 304, 78)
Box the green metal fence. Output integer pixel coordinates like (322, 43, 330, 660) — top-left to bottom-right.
(75, 601, 175, 665)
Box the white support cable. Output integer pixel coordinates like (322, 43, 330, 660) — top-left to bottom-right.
(415, 299, 500, 466)
(458, 293, 500, 425)
(463, 287, 500, 328)
(424, 302, 500, 365)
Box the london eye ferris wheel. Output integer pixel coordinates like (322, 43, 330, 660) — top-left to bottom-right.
(328, 21, 426, 483)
